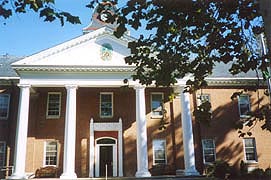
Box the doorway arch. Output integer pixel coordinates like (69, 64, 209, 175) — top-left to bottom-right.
(95, 137, 117, 177)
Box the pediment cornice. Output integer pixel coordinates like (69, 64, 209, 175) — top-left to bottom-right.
(12, 65, 135, 73)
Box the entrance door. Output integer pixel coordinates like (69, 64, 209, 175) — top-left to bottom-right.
(99, 146, 113, 177)
(95, 137, 117, 177)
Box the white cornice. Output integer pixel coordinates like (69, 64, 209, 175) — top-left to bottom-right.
(12, 65, 136, 73)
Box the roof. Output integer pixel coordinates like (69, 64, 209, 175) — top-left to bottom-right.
(0, 54, 21, 78)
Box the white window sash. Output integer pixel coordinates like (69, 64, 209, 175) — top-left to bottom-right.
(0, 141, 6, 167)
(202, 139, 216, 164)
(243, 138, 257, 162)
(44, 141, 58, 167)
(46, 92, 61, 119)
(238, 95, 251, 118)
(152, 139, 167, 165)
(151, 92, 164, 118)
(0, 94, 10, 120)
(100, 92, 113, 118)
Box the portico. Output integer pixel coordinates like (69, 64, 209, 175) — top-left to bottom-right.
(9, 26, 199, 179)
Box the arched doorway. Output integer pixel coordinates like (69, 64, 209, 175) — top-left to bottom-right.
(95, 137, 117, 177)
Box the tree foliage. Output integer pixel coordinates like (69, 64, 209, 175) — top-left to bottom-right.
(0, 0, 81, 26)
(102, 0, 266, 91)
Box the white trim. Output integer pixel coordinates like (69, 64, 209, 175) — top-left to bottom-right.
(150, 92, 164, 119)
(152, 139, 167, 165)
(95, 137, 117, 177)
(43, 140, 59, 167)
(201, 139, 216, 164)
(100, 92, 114, 118)
(89, 118, 123, 177)
(243, 138, 258, 163)
(238, 94, 251, 118)
(0, 94, 10, 120)
(46, 92, 61, 119)
(0, 141, 6, 167)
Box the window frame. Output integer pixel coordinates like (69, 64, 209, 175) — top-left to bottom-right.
(243, 138, 258, 163)
(43, 141, 58, 167)
(0, 141, 6, 167)
(100, 92, 114, 118)
(0, 94, 10, 120)
(151, 92, 164, 118)
(152, 139, 167, 165)
(197, 94, 211, 106)
(46, 92, 61, 119)
(202, 139, 216, 164)
(238, 94, 251, 118)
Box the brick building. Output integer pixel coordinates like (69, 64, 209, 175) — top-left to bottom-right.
(1, 3, 271, 179)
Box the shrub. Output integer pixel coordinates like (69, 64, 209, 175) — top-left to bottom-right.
(265, 167, 271, 177)
(206, 160, 231, 179)
(250, 168, 264, 178)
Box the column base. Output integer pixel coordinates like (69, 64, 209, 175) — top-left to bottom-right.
(60, 172, 77, 179)
(8, 173, 27, 179)
(176, 168, 200, 176)
(135, 170, 151, 177)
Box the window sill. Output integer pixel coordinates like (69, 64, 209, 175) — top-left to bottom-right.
(46, 116, 60, 119)
(244, 161, 258, 164)
(240, 115, 251, 119)
(151, 115, 163, 119)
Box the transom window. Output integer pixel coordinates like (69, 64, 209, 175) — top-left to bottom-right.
(244, 138, 257, 162)
(0, 141, 6, 167)
(153, 139, 166, 165)
(202, 139, 216, 164)
(0, 94, 10, 120)
(151, 93, 164, 118)
(46, 92, 61, 119)
(97, 138, 116, 144)
(45, 141, 58, 166)
(100, 93, 113, 118)
(238, 95, 251, 118)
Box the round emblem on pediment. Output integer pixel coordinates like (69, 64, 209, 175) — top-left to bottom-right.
(100, 43, 113, 61)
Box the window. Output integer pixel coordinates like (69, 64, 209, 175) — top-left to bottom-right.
(0, 94, 10, 120)
(202, 139, 216, 164)
(151, 93, 164, 117)
(100, 93, 113, 118)
(44, 141, 58, 166)
(238, 95, 251, 118)
(46, 92, 61, 119)
(153, 139, 166, 165)
(0, 141, 6, 166)
(244, 138, 257, 162)
(197, 94, 210, 106)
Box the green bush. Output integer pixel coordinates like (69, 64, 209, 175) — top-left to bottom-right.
(265, 167, 271, 177)
(206, 160, 231, 179)
(250, 168, 264, 178)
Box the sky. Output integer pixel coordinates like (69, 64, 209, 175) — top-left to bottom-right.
(0, 0, 130, 57)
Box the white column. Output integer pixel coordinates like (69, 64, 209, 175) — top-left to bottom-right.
(178, 86, 199, 176)
(60, 85, 78, 179)
(89, 118, 94, 177)
(134, 85, 151, 177)
(9, 84, 30, 179)
(118, 118, 123, 177)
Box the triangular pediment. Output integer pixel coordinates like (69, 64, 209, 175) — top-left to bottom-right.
(12, 27, 135, 71)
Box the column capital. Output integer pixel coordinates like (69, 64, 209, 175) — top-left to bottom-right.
(133, 84, 146, 90)
(65, 84, 78, 89)
(17, 84, 31, 88)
